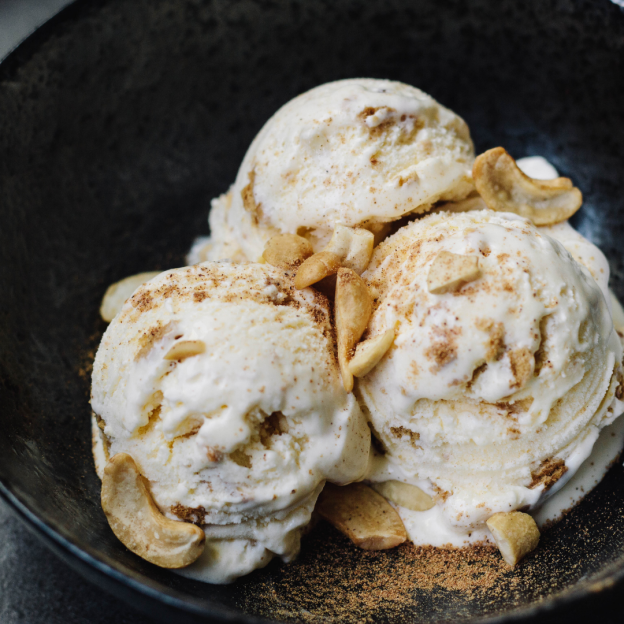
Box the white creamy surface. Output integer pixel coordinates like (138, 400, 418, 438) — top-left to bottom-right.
(186, 190, 247, 265)
(361, 209, 623, 539)
(541, 220, 611, 310)
(516, 156, 559, 180)
(370, 414, 624, 547)
(208, 78, 475, 261)
(91, 262, 370, 583)
(177, 538, 273, 584)
(534, 415, 624, 526)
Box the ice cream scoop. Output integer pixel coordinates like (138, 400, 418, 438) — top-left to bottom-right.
(193, 78, 475, 264)
(359, 210, 623, 542)
(91, 261, 370, 582)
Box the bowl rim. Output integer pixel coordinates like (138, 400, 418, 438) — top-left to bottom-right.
(1, 0, 624, 621)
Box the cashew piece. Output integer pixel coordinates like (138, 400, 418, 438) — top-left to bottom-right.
(335, 268, 373, 392)
(164, 340, 206, 361)
(295, 251, 342, 290)
(324, 224, 375, 275)
(262, 233, 313, 269)
(100, 272, 161, 322)
(436, 193, 487, 214)
(294, 224, 376, 290)
(473, 147, 582, 225)
(101, 453, 205, 568)
(372, 480, 435, 512)
(427, 251, 481, 295)
(486, 511, 540, 567)
(317, 482, 407, 550)
(348, 328, 395, 377)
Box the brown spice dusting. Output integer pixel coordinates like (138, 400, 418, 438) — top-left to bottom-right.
(425, 324, 460, 371)
(78, 346, 96, 381)
(170, 504, 206, 525)
(475, 318, 505, 361)
(130, 289, 154, 313)
(616, 366, 624, 400)
(134, 321, 176, 361)
(193, 289, 209, 302)
(390, 426, 420, 447)
(529, 458, 568, 491)
(496, 397, 534, 417)
(241, 169, 259, 224)
(533, 315, 551, 376)
(509, 347, 533, 388)
(237, 525, 519, 623)
(431, 482, 451, 503)
(409, 360, 420, 378)
(229, 464, 624, 623)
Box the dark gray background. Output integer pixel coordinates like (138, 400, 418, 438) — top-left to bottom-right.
(0, 6, 152, 624)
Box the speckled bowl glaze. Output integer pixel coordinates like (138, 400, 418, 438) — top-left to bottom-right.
(1, 1, 624, 622)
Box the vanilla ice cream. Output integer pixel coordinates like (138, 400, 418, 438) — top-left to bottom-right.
(91, 262, 370, 582)
(359, 210, 623, 543)
(192, 78, 475, 264)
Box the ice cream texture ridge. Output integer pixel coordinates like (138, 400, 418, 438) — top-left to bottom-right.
(92, 78, 624, 582)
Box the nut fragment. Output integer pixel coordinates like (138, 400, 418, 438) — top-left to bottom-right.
(348, 329, 395, 377)
(295, 251, 342, 290)
(262, 233, 313, 269)
(294, 225, 377, 290)
(486, 511, 540, 567)
(100, 271, 161, 322)
(101, 453, 205, 568)
(473, 147, 582, 225)
(164, 340, 206, 361)
(316, 482, 407, 550)
(436, 193, 487, 214)
(324, 224, 375, 274)
(427, 251, 480, 294)
(372, 480, 435, 512)
(365, 222, 393, 247)
(335, 268, 373, 392)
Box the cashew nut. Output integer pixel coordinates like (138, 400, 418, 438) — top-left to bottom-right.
(335, 268, 373, 392)
(372, 480, 435, 512)
(324, 224, 375, 274)
(101, 453, 205, 568)
(164, 340, 206, 361)
(486, 511, 540, 567)
(294, 224, 377, 291)
(100, 272, 161, 322)
(473, 147, 582, 225)
(348, 329, 395, 377)
(262, 233, 313, 269)
(317, 482, 407, 550)
(294, 251, 342, 290)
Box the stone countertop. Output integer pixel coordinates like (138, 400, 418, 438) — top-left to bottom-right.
(0, 498, 156, 624)
(0, 0, 71, 60)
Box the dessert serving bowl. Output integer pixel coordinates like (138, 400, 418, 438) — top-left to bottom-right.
(1, 0, 624, 622)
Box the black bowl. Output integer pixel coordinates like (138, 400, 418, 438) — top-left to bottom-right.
(2, 0, 624, 622)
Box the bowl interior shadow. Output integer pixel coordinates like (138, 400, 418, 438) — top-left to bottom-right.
(1, 0, 624, 622)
